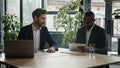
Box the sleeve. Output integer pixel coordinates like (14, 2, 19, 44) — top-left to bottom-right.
(17, 28, 25, 40)
(45, 27, 58, 49)
(95, 30, 108, 55)
(75, 29, 80, 43)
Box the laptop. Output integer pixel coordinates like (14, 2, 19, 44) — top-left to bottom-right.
(4, 40, 34, 58)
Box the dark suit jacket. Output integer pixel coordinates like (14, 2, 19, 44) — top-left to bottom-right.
(17, 24, 56, 50)
(75, 24, 107, 54)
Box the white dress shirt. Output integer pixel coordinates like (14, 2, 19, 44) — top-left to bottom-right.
(32, 24, 41, 51)
(86, 24, 95, 45)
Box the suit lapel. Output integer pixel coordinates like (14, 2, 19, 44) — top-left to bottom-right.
(88, 25, 96, 44)
(82, 27, 86, 43)
(29, 24, 33, 39)
(39, 27, 45, 49)
(40, 28, 44, 42)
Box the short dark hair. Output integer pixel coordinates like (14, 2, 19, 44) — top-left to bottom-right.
(84, 11, 95, 18)
(32, 8, 46, 18)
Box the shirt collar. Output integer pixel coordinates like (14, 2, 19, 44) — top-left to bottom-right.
(32, 24, 41, 31)
(85, 23, 95, 31)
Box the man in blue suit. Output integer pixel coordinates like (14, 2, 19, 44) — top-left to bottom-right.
(75, 11, 107, 54)
(18, 8, 57, 53)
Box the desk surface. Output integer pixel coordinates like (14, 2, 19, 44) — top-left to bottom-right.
(1, 48, 120, 68)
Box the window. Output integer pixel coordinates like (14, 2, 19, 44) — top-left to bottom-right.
(113, 19, 120, 35)
(112, 37, 118, 52)
(91, 0, 104, 2)
(112, 2, 120, 36)
(112, 2, 120, 52)
(45, 0, 69, 11)
(91, 0, 105, 28)
(22, 0, 69, 31)
(46, 15, 57, 31)
(45, 0, 69, 31)
(97, 7, 100, 11)
(6, 0, 20, 21)
(23, 0, 42, 26)
(4, 0, 71, 31)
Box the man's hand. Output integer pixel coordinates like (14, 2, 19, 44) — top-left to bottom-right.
(46, 47, 56, 53)
(84, 46, 90, 52)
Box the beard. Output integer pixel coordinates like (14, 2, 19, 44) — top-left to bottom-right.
(36, 22, 42, 27)
(84, 23, 93, 30)
(36, 21, 44, 27)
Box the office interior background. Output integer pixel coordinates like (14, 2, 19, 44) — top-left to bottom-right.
(0, 0, 120, 53)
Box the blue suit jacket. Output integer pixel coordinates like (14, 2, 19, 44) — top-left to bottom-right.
(75, 24, 107, 54)
(17, 24, 56, 50)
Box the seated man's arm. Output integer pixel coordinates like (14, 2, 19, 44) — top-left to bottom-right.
(17, 28, 25, 40)
(95, 30, 108, 55)
(95, 48, 107, 55)
(75, 29, 80, 43)
(45, 27, 58, 51)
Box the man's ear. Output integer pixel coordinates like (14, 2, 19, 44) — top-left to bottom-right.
(34, 16, 37, 21)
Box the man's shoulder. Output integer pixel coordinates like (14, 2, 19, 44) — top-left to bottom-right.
(41, 26, 47, 29)
(21, 24, 32, 30)
(21, 24, 48, 31)
(78, 26, 85, 31)
(41, 26, 48, 30)
(77, 24, 106, 32)
(94, 24, 106, 32)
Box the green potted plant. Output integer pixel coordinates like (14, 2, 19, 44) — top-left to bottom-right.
(54, 0, 83, 46)
(0, 14, 21, 40)
(112, 9, 120, 19)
